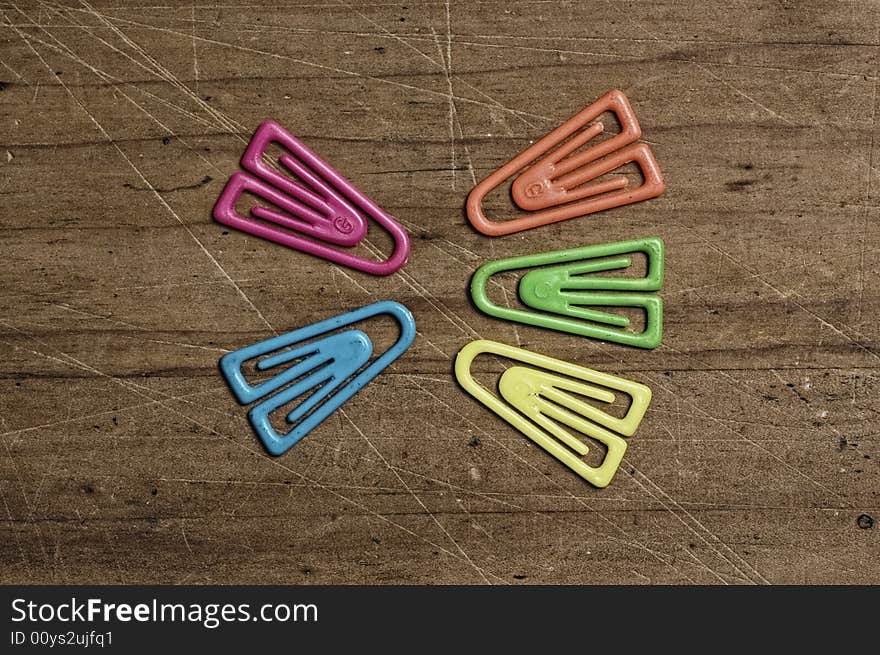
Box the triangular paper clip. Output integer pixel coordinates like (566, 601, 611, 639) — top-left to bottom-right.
(454, 340, 651, 487)
(465, 90, 665, 236)
(471, 237, 664, 349)
(220, 301, 416, 455)
(214, 120, 410, 275)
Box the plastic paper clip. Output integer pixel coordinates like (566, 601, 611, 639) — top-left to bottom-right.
(471, 237, 664, 349)
(466, 90, 665, 236)
(220, 301, 416, 455)
(454, 340, 651, 487)
(214, 120, 410, 275)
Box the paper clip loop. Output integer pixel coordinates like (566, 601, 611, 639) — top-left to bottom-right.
(466, 90, 665, 236)
(220, 301, 416, 455)
(454, 340, 651, 487)
(214, 120, 410, 275)
(471, 237, 664, 349)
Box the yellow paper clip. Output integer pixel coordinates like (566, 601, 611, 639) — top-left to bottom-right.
(454, 340, 652, 488)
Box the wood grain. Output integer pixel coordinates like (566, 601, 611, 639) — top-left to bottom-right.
(0, 0, 877, 584)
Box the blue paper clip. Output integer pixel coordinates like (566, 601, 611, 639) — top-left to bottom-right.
(219, 301, 416, 456)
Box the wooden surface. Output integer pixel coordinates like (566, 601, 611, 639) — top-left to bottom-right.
(1, 0, 878, 585)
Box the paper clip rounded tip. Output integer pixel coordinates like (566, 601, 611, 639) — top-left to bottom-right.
(464, 186, 510, 237)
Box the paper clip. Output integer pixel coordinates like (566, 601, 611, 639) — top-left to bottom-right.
(471, 237, 664, 349)
(454, 340, 651, 487)
(220, 301, 416, 455)
(214, 120, 410, 275)
(465, 90, 665, 236)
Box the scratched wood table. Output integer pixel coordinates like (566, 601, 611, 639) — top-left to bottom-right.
(1, 1, 877, 585)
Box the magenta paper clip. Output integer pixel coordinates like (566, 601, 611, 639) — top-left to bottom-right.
(213, 120, 410, 275)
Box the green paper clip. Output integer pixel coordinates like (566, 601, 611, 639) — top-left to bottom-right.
(470, 237, 664, 349)
(454, 340, 652, 488)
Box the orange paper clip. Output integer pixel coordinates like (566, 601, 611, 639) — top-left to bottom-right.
(465, 90, 665, 236)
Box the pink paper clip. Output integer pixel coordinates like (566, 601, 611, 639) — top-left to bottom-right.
(214, 120, 410, 275)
